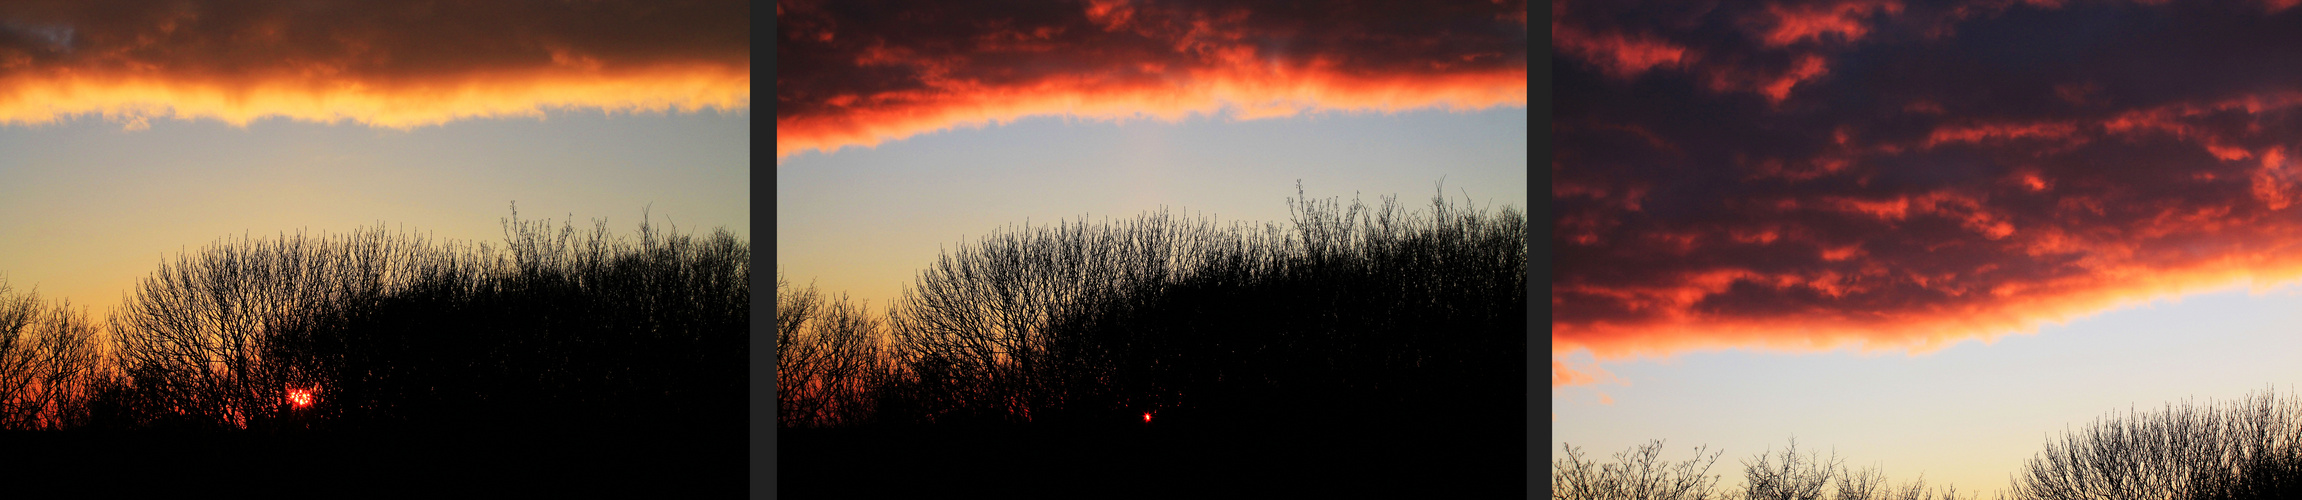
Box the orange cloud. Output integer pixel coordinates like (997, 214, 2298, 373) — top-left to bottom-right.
(775, 66, 1523, 160)
(776, 0, 1527, 161)
(0, 65, 747, 129)
(1556, 244, 2302, 361)
(1553, 358, 1625, 388)
(0, 1, 748, 129)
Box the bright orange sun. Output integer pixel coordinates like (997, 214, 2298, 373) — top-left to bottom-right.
(287, 388, 316, 408)
(1143, 412, 1152, 423)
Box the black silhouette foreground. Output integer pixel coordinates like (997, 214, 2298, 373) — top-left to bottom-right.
(779, 183, 1529, 497)
(0, 206, 745, 493)
(1554, 387, 2302, 500)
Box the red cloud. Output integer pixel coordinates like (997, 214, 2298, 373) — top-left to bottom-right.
(1552, 21, 1689, 80)
(1924, 121, 2082, 148)
(776, 0, 1528, 161)
(1756, 0, 1905, 47)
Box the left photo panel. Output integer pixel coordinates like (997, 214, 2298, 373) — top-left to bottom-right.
(0, 0, 749, 491)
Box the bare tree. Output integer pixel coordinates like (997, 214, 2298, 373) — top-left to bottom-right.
(777, 273, 893, 428)
(1835, 465, 1887, 500)
(109, 227, 430, 429)
(777, 272, 823, 426)
(1878, 476, 1978, 500)
(1741, 438, 1843, 500)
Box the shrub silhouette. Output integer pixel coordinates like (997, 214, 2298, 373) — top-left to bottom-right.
(2010, 387, 2302, 500)
(1551, 438, 1976, 500)
(869, 182, 1526, 430)
(1553, 387, 2302, 500)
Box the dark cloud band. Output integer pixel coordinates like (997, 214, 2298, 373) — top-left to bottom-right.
(774, 0, 1528, 161)
(1555, 0, 2302, 384)
(0, 0, 748, 128)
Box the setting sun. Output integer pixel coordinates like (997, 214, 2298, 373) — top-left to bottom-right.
(287, 388, 316, 408)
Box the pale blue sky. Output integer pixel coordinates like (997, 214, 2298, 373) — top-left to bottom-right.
(776, 106, 1528, 312)
(0, 110, 750, 316)
(1554, 282, 2302, 495)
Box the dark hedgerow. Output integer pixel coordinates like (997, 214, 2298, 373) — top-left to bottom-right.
(777, 182, 1526, 497)
(869, 182, 1527, 432)
(97, 206, 747, 433)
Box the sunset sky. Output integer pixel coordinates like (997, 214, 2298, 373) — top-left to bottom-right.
(776, 1, 1528, 310)
(1554, 0, 2302, 493)
(0, 1, 748, 316)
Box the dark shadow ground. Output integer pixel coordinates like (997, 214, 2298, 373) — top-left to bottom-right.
(780, 417, 1522, 498)
(0, 428, 745, 496)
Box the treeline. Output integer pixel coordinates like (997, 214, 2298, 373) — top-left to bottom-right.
(778, 183, 1527, 431)
(0, 206, 747, 432)
(1555, 387, 2302, 500)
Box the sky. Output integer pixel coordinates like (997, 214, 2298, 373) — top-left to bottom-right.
(776, 1, 1529, 310)
(1553, 0, 2302, 494)
(0, 1, 749, 317)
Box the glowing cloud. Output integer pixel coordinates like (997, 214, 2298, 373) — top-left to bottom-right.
(0, 0, 748, 129)
(775, 0, 1527, 161)
(1556, 0, 2302, 381)
(1755, 0, 1903, 47)
(1551, 19, 1688, 80)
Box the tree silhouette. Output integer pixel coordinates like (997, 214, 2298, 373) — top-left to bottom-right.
(777, 273, 894, 428)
